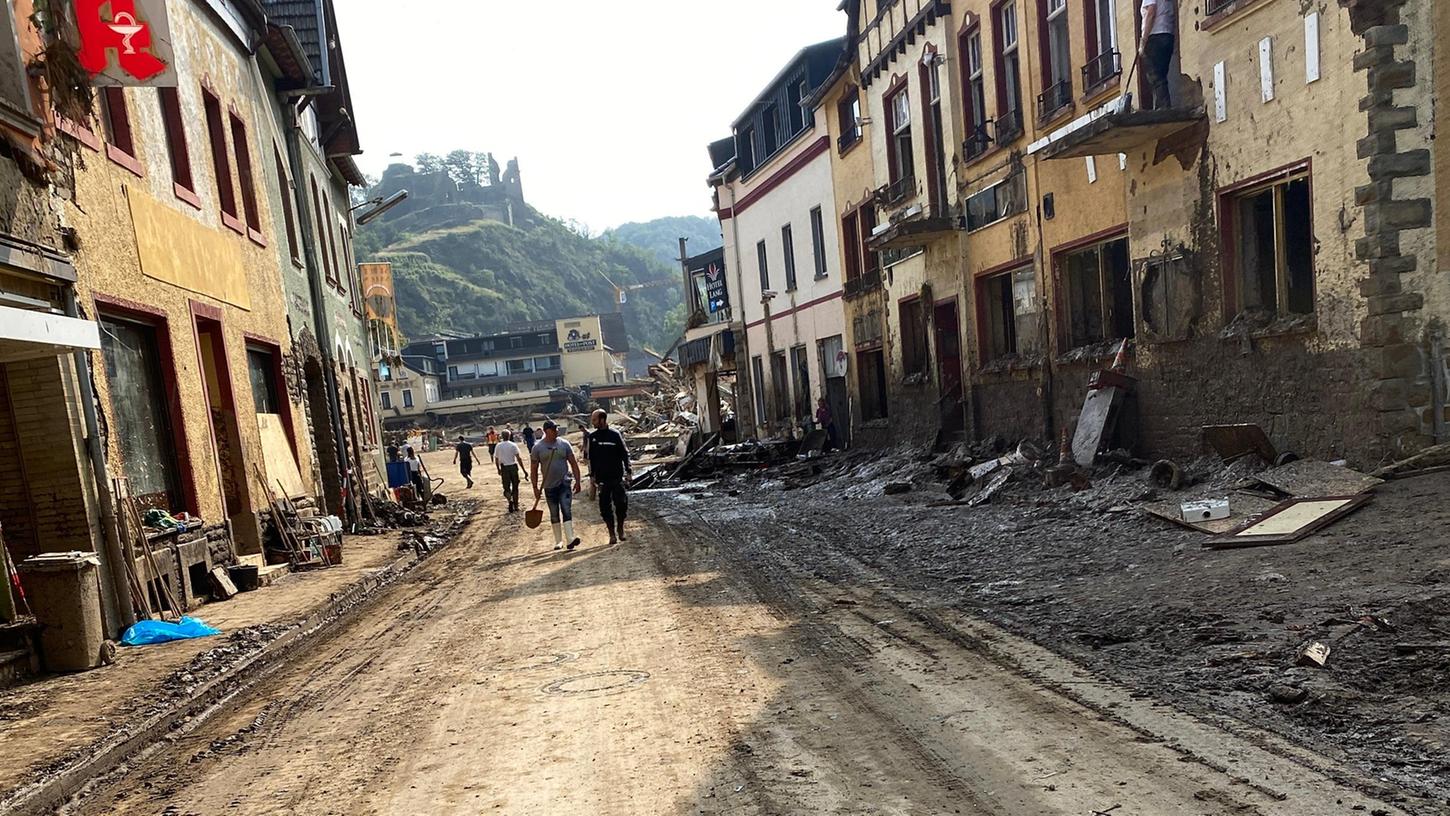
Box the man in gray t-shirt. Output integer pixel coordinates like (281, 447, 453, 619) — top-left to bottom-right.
(531, 419, 583, 550)
(1139, 0, 1177, 109)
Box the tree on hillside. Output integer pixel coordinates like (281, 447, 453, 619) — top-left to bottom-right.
(444, 150, 491, 188)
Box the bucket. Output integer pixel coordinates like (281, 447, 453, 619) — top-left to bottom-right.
(227, 564, 260, 592)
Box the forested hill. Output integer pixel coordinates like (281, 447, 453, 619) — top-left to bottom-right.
(600, 215, 722, 268)
(355, 156, 709, 353)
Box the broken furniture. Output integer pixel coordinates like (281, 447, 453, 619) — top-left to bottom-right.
(1204, 495, 1373, 549)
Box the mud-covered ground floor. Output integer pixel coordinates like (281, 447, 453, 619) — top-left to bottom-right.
(42, 449, 1434, 814)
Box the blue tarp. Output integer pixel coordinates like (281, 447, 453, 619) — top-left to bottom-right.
(120, 616, 221, 646)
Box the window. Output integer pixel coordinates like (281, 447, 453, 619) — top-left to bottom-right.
(861, 206, 880, 277)
(1038, 0, 1073, 120)
(0, 1, 31, 111)
(201, 87, 239, 223)
(1083, 0, 1122, 87)
(738, 126, 756, 175)
(965, 167, 1028, 231)
(229, 113, 261, 235)
(858, 347, 889, 420)
(785, 76, 805, 134)
(842, 211, 862, 283)
(98, 87, 134, 157)
(246, 347, 281, 414)
(961, 28, 990, 158)
(770, 351, 790, 421)
(324, 194, 343, 293)
(809, 207, 827, 279)
(885, 85, 914, 187)
(425, 381, 439, 403)
(838, 86, 862, 151)
(993, 2, 1024, 142)
(158, 88, 194, 195)
(762, 104, 779, 155)
(507, 359, 530, 375)
(790, 345, 811, 418)
(99, 315, 184, 511)
(274, 148, 300, 262)
(310, 176, 335, 284)
(979, 265, 1043, 361)
(380, 390, 392, 410)
(1225, 170, 1314, 318)
(899, 298, 929, 376)
(402, 389, 414, 409)
(1061, 236, 1134, 348)
(751, 356, 767, 426)
(757, 240, 769, 291)
(922, 56, 949, 214)
(781, 224, 797, 291)
(510, 336, 523, 349)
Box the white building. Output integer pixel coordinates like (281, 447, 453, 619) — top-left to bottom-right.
(710, 38, 851, 439)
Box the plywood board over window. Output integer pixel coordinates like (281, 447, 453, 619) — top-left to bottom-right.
(127, 187, 250, 309)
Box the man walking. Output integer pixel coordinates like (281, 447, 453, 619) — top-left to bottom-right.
(531, 419, 582, 550)
(586, 409, 631, 545)
(816, 397, 838, 452)
(494, 430, 523, 511)
(485, 426, 500, 463)
(521, 423, 536, 455)
(452, 435, 481, 489)
(1139, 0, 1176, 110)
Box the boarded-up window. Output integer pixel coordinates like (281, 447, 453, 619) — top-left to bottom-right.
(99, 316, 183, 509)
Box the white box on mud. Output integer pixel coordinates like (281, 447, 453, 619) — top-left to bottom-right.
(1181, 498, 1230, 522)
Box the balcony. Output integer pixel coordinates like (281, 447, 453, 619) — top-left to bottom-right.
(963, 123, 993, 161)
(844, 268, 884, 298)
(838, 128, 862, 153)
(995, 109, 1024, 148)
(1037, 80, 1074, 123)
(877, 174, 916, 208)
(1036, 99, 1207, 160)
(1082, 50, 1121, 93)
(866, 214, 960, 251)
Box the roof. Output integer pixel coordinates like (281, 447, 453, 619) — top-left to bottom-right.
(804, 3, 862, 110)
(730, 37, 846, 130)
(261, 0, 328, 87)
(261, 0, 361, 159)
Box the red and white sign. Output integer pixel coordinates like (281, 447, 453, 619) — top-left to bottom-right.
(74, 0, 176, 86)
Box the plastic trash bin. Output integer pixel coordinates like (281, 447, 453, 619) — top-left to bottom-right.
(18, 551, 106, 672)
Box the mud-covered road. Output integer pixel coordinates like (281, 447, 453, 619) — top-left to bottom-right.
(57, 458, 1413, 815)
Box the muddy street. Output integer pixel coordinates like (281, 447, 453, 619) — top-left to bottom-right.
(52, 458, 1409, 816)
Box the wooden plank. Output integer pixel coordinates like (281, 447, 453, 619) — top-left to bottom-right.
(1251, 460, 1383, 497)
(208, 566, 238, 600)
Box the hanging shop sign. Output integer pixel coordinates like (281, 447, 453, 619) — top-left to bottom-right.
(74, 0, 177, 86)
(703, 262, 729, 314)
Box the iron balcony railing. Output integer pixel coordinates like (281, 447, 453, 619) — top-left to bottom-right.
(838, 128, 862, 153)
(1037, 79, 1073, 122)
(963, 123, 993, 160)
(1082, 49, 1122, 91)
(878, 174, 916, 207)
(995, 108, 1024, 147)
(844, 267, 884, 297)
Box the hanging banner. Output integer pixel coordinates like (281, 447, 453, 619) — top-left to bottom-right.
(74, 0, 177, 86)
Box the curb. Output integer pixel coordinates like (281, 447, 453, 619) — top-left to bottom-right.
(0, 505, 478, 816)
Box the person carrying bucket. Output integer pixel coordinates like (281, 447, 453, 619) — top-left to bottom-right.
(529, 419, 582, 550)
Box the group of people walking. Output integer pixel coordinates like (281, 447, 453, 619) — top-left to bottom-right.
(450, 411, 631, 551)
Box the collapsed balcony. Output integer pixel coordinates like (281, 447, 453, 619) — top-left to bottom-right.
(1036, 103, 1206, 160)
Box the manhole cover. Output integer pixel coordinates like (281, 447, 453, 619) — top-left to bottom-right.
(541, 670, 651, 697)
(498, 651, 579, 672)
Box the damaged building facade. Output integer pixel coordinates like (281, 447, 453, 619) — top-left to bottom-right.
(675, 246, 741, 439)
(0, 0, 382, 644)
(713, 0, 1450, 466)
(709, 39, 854, 442)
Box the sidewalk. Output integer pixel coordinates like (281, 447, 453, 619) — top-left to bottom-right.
(0, 529, 414, 805)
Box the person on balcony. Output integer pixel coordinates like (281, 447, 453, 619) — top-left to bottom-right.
(1138, 0, 1176, 109)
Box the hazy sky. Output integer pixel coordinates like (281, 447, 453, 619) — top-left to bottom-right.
(334, 1, 846, 232)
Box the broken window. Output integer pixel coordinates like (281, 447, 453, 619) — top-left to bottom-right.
(886, 85, 913, 187)
(978, 265, 1042, 362)
(100, 315, 184, 511)
(899, 297, 929, 376)
(1227, 171, 1314, 318)
(1062, 236, 1134, 348)
(751, 356, 767, 424)
(790, 344, 811, 418)
(781, 224, 797, 291)
(965, 167, 1027, 231)
(770, 351, 790, 421)
(246, 347, 281, 414)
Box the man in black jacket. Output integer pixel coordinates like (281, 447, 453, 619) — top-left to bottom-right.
(587, 409, 632, 545)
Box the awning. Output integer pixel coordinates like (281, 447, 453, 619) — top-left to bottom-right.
(1038, 106, 1206, 160)
(0, 304, 100, 362)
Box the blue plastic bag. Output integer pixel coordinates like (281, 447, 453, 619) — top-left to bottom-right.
(121, 616, 221, 646)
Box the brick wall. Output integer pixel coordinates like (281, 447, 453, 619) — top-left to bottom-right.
(2, 358, 97, 559)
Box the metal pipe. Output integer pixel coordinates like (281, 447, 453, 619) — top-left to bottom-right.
(65, 291, 133, 635)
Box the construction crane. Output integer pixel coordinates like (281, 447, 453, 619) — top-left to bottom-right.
(596, 271, 678, 312)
